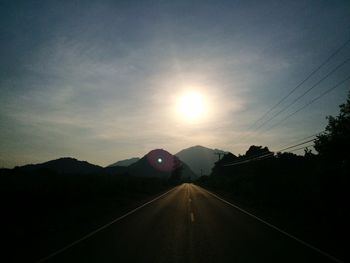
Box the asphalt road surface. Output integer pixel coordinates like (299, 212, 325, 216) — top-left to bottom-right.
(38, 183, 340, 263)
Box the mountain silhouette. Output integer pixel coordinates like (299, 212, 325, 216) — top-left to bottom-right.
(4, 152, 197, 180)
(14, 157, 103, 175)
(14, 157, 103, 174)
(176, 145, 227, 175)
(107, 157, 140, 167)
(128, 149, 197, 180)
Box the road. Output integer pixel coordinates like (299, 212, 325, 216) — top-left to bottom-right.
(39, 183, 338, 263)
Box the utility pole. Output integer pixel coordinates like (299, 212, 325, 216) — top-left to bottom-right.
(214, 152, 224, 161)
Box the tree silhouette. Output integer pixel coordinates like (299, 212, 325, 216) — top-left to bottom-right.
(314, 91, 350, 166)
(245, 145, 272, 158)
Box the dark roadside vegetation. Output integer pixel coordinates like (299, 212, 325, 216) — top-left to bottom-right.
(0, 158, 184, 262)
(196, 93, 350, 262)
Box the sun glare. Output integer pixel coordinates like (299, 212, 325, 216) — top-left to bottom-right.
(177, 91, 207, 122)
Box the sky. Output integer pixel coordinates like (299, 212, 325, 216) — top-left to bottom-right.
(1, 0, 350, 168)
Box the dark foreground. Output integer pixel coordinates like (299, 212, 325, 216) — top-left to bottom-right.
(38, 183, 338, 263)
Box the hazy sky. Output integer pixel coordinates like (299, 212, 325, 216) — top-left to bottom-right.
(1, 0, 350, 167)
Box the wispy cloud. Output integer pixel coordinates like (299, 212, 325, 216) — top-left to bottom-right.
(1, 1, 349, 167)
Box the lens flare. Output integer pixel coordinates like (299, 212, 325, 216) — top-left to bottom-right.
(146, 149, 175, 172)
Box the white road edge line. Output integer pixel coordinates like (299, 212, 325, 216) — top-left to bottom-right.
(35, 186, 178, 263)
(196, 185, 344, 263)
(190, 212, 195, 222)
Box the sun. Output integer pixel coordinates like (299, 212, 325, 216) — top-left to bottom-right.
(177, 91, 206, 121)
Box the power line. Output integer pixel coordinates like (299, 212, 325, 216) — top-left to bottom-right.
(248, 37, 350, 130)
(288, 144, 315, 153)
(278, 139, 315, 152)
(222, 136, 321, 167)
(223, 152, 274, 167)
(295, 132, 323, 142)
(271, 132, 322, 151)
(255, 57, 350, 131)
(266, 74, 350, 132)
(222, 144, 313, 167)
(229, 38, 350, 160)
(223, 74, 348, 165)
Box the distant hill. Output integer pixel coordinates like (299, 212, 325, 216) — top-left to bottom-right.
(108, 157, 140, 167)
(129, 149, 197, 180)
(176, 145, 227, 175)
(13, 157, 103, 175)
(2, 150, 199, 180)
